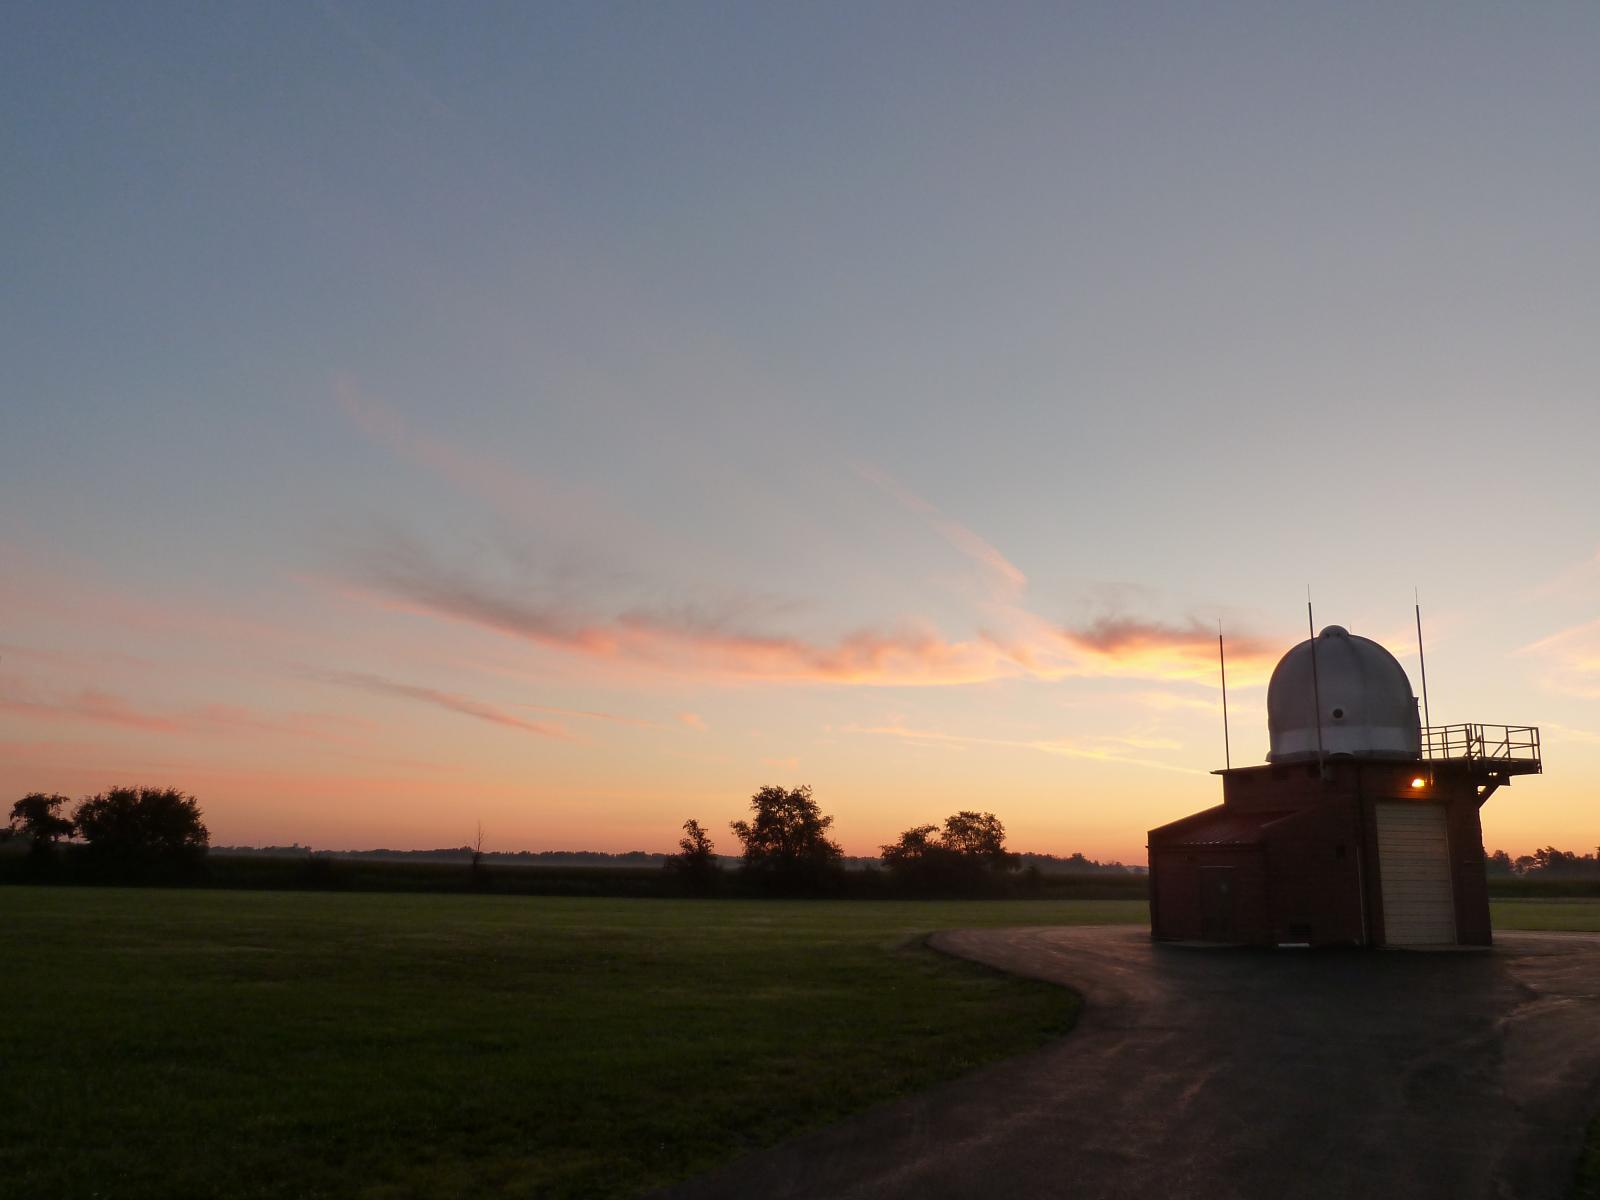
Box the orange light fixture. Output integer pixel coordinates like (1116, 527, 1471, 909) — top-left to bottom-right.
(1410, 777, 1426, 789)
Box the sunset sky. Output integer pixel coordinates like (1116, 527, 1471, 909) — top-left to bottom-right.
(4, 4, 1597, 861)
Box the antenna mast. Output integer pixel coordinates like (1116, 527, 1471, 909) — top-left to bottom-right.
(1414, 590, 1432, 733)
(1307, 592, 1326, 775)
(1218, 621, 1232, 771)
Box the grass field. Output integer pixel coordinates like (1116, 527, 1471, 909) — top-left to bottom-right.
(1490, 898, 1600, 932)
(0, 890, 1141, 1200)
(2, 890, 1596, 1200)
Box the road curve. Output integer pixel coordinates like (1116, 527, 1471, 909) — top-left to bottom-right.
(662, 926, 1600, 1200)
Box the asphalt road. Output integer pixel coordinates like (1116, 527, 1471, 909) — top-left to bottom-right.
(664, 927, 1600, 1200)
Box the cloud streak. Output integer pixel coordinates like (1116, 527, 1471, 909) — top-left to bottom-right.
(1057, 617, 1278, 684)
(318, 671, 574, 739)
(846, 722, 1205, 776)
(1517, 617, 1600, 699)
(343, 534, 1280, 690)
(854, 462, 1027, 593)
(0, 688, 185, 733)
(0, 679, 370, 741)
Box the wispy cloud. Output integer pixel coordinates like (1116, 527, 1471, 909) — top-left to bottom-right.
(516, 702, 658, 729)
(336, 382, 641, 555)
(318, 671, 573, 739)
(0, 679, 368, 741)
(1057, 617, 1278, 684)
(341, 532, 1280, 690)
(1522, 545, 1600, 601)
(0, 687, 185, 733)
(334, 410, 1280, 688)
(1518, 617, 1600, 657)
(344, 536, 1030, 685)
(678, 711, 708, 731)
(1517, 617, 1600, 699)
(845, 721, 1204, 776)
(854, 462, 1027, 594)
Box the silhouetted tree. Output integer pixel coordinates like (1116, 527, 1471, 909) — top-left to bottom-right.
(5, 793, 75, 859)
(879, 823, 940, 871)
(1486, 847, 1600, 878)
(729, 785, 842, 894)
(880, 811, 1017, 895)
(1530, 845, 1600, 876)
(665, 818, 721, 895)
(471, 821, 488, 886)
(74, 786, 209, 874)
(938, 811, 1016, 869)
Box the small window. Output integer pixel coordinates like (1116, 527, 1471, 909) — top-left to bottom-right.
(1331, 707, 1345, 720)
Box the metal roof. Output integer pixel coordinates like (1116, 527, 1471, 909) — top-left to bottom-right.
(1159, 809, 1290, 848)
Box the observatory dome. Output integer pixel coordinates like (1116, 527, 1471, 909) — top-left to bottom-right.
(1266, 626, 1421, 763)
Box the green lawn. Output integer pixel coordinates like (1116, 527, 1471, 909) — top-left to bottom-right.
(3, 889, 1595, 1200)
(0, 890, 1141, 1200)
(1491, 898, 1600, 932)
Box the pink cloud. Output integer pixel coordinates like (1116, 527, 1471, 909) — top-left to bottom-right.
(1056, 617, 1278, 683)
(345, 537, 1285, 689)
(346, 544, 1028, 685)
(678, 711, 708, 731)
(0, 688, 185, 733)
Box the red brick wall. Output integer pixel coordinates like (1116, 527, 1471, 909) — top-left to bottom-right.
(1150, 847, 1272, 944)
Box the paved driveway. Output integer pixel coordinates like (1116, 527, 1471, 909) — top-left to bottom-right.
(665, 927, 1600, 1199)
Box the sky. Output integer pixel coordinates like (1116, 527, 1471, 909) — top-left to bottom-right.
(3, 2, 1597, 861)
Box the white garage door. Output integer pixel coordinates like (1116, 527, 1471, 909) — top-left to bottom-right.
(1376, 803, 1456, 946)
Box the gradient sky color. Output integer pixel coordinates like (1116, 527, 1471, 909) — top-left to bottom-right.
(4, 3, 1597, 860)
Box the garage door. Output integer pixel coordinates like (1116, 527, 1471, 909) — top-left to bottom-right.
(1375, 803, 1456, 946)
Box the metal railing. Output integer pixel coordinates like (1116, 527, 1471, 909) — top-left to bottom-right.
(1421, 723, 1541, 765)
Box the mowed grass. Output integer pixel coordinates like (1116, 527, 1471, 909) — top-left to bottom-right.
(0, 889, 1143, 1200)
(4, 889, 1595, 1200)
(1491, 898, 1600, 932)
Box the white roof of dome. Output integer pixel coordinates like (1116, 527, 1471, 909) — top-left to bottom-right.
(1266, 625, 1421, 763)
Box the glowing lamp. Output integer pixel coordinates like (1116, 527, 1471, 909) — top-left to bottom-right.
(1410, 777, 1426, 789)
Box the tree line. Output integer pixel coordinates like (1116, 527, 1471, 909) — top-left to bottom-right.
(1486, 847, 1600, 877)
(667, 784, 1032, 897)
(4, 787, 210, 878)
(1, 780, 1137, 898)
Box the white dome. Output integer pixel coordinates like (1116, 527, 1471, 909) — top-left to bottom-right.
(1266, 625, 1421, 763)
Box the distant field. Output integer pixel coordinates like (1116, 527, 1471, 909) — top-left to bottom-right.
(0, 890, 1141, 1200)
